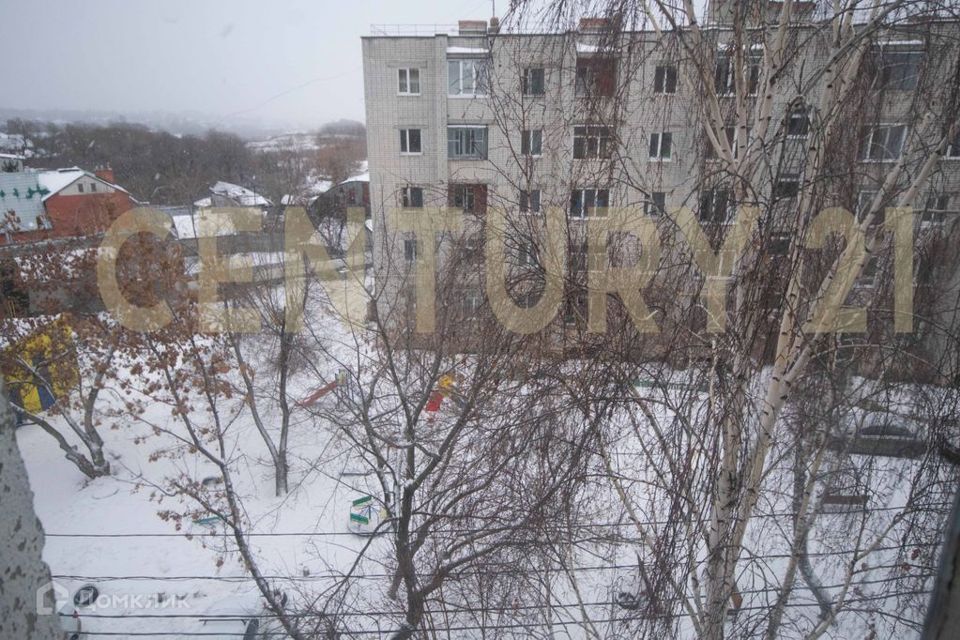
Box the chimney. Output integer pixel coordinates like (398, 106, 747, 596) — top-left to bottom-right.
(94, 165, 115, 184)
(578, 17, 610, 32)
(488, 16, 500, 34)
(458, 20, 488, 35)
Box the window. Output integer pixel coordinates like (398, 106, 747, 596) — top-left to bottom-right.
(448, 126, 487, 159)
(564, 290, 587, 324)
(573, 126, 612, 159)
(774, 175, 800, 199)
(90, 182, 98, 192)
(700, 188, 733, 223)
(522, 67, 545, 96)
(462, 289, 483, 317)
(878, 50, 922, 91)
(856, 189, 878, 216)
(649, 132, 673, 160)
(787, 106, 809, 138)
(570, 188, 609, 218)
(520, 189, 541, 214)
(653, 65, 677, 94)
(922, 193, 954, 225)
(705, 126, 738, 159)
(521, 129, 543, 156)
(716, 52, 760, 96)
(568, 242, 588, 272)
(401, 186, 423, 208)
(645, 192, 666, 216)
(399, 128, 422, 154)
(518, 240, 538, 266)
(449, 184, 487, 214)
(860, 125, 907, 161)
(398, 68, 421, 95)
(404, 238, 417, 262)
(448, 59, 487, 96)
(575, 58, 616, 97)
(946, 130, 960, 158)
(77, 183, 84, 193)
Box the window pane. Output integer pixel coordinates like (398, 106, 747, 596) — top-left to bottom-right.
(400, 130, 407, 153)
(649, 133, 659, 158)
(531, 130, 542, 155)
(570, 190, 583, 216)
(409, 69, 420, 93)
(654, 66, 665, 92)
(666, 66, 677, 93)
(448, 61, 461, 94)
(661, 132, 672, 158)
(399, 69, 407, 93)
(409, 129, 421, 153)
(462, 61, 475, 94)
(532, 68, 544, 94)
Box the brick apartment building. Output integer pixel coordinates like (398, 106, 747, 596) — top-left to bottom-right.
(361, 6, 960, 372)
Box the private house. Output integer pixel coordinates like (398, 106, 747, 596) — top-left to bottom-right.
(0, 166, 137, 244)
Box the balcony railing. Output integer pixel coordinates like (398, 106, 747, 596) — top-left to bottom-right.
(370, 24, 460, 37)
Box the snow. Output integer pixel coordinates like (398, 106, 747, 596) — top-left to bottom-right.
(576, 42, 604, 53)
(208, 181, 272, 207)
(33, 167, 132, 201)
(446, 46, 489, 54)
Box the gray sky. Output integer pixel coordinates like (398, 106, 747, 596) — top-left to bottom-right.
(0, 0, 499, 132)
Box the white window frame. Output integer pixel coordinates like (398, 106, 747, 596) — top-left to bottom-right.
(877, 49, 923, 92)
(398, 68, 421, 95)
(399, 128, 422, 155)
(648, 132, 673, 161)
(945, 132, 960, 159)
(521, 129, 543, 156)
(573, 126, 612, 159)
(860, 124, 908, 163)
(570, 188, 610, 218)
(448, 59, 487, 97)
(447, 125, 488, 159)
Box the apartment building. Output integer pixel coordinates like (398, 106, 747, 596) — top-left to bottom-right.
(361, 9, 960, 368)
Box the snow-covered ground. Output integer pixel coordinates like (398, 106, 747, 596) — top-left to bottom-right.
(15, 297, 952, 638)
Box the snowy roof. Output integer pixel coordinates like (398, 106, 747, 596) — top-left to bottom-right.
(339, 172, 369, 185)
(208, 181, 272, 207)
(34, 167, 132, 202)
(0, 152, 24, 160)
(446, 46, 489, 55)
(170, 212, 238, 239)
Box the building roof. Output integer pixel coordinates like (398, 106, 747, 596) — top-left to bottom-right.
(197, 181, 272, 208)
(34, 167, 133, 202)
(0, 173, 48, 231)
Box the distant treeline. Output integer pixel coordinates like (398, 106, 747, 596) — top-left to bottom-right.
(3, 119, 365, 207)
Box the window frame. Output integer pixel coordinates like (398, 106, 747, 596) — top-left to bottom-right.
(648, 131, 673, 161)
(448, 58, 488, 97)
(653, 64, 678, 95)
(860, 124, 908, 163)
(521, 67, 545, 96)
(447, 126, 488, 160)
(877, 49, 923, 92)
(575, 57, 616, 98)
(699, 187, 734, 224)
(398, 68, 421, 96)
(773, 174, 801, 199)
(786, 106, 810, 138)
(403, 238, 418, 262)
(519, 188, 541, 214)
(399, 128, 422, 155)
(645, 192, 666, 217)
(573, 125, 613, 160)
(521, 129, 543, 156)
(715, 51, 761, 97)
(401, 186, 424, 208)
(569, 188, 610, 218)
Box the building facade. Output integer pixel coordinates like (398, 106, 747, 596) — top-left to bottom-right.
(362, 12, 960, 369)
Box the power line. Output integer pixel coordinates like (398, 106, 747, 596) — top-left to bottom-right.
(44, 504, 947, 538)
(50, 590, 935, 637)
(48, 541, 942, 584)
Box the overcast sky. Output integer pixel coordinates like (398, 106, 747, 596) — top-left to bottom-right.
(0, 0, 500, 132)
